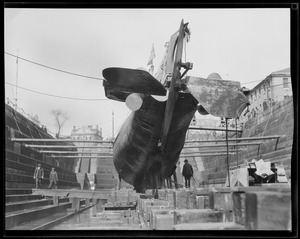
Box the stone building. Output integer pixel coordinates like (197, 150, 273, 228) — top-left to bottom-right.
(239, 67, 291, 124)
(70, 125, 118, 190)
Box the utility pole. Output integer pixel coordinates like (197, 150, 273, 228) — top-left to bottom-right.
(15, 50, 19, 110)
(112, 111, 114, 139)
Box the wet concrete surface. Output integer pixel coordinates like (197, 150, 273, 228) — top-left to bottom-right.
(50, 205, 146, 230)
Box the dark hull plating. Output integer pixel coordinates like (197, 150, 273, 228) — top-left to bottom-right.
(113, 93, 197, 191)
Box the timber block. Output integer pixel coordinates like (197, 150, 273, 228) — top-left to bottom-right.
(142, 199, 170, 214)
(149, 208, 174, 229)
(196, 195, 210, 209)
(196, 196, 205, 209)
(187, 191, 197, 209)
(174, 189, 188, 209)
(157, 189, 167, 200)
(154, 214, 174, 230)
(144, 204, 171, 222)
(211, 191, 233, 222)
(232, 192, 246, 226)
(245, 191, 291, 230)
(174, 209, 223, 224)
(173, 222, 246, 230)
(166, 189, 175, 207)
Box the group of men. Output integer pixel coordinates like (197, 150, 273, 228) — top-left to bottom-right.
(33, 163, 58, 189)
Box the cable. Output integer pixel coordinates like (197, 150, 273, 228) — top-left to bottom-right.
(5, 82, 109, 101)
(5, 52, 104, 81)
(5, 51, 289, 88)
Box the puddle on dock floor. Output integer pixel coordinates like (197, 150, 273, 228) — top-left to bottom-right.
(49, 206, 143, 230)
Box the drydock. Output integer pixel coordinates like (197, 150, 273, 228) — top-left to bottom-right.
(5, 18, 295, 235)
(5, 99, 293, 232)
(6, 186, 291, 231)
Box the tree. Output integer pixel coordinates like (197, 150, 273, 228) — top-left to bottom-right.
(51, 109, 69, 138)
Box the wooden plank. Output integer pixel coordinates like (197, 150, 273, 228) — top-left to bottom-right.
(38, 151, 112, 154)
(48, 156, 113, 158)
(25, 144, 111, 148)
(11, 138, 113, 143)
(174, 209, 223, 224)
(181, 149, 243, 154)
(182, 153, 236, 157)
(173, 222, 245, 230)
(185, 135, 282, 143)
(230, 185, 291, 193)
(188, 127, 242, 132)
(32, 189, 111, 199)
(183, 142, 263, 148)
(193, 188, 210, 195)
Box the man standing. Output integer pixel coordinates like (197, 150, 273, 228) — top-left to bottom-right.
(33, 163, 44, 189)
(48, 167, 58, 189)
(182, 159, 193, 188)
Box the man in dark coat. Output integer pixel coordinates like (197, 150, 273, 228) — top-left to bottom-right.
(33, 163, 44, 189)
(182, 159, 193, 188)
(48, 167, 58, 189)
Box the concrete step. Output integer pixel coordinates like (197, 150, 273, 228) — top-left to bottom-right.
(5, 197, 70, 213)
(6, 188, 32, 195)
(5, 181, 36, 189)
(5, 202, 72, 229)
(6, 149, 79, 179)
(9, 203, 93, 230)
(5, 172, 81, 189)
(6, 194, 42, 203)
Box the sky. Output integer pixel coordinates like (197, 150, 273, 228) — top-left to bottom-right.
(4, 8, 290, 139)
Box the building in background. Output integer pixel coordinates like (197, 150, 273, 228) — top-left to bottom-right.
(239, 68, 291, 125)
(70, 125, 104, 189)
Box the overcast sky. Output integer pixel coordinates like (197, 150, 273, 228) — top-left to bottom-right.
(4, 8, 290, 138)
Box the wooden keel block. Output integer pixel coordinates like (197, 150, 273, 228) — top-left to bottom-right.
(232, 192, 246, 226)
(187, 191, 197, 209)
(174, 209, 224, 224)
(196, 196, 205, 209)
(149, 209, 174, 229)
(154, 214, 174, 230)
(245, 191, 291, 230)
(173, 222, 246, 230)
(174, 189, 188, 209)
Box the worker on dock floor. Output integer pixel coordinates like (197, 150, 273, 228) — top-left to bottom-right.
(33, 163, 44, 189)
(48, 167, 58, 189)
(182, 159, 194, 188)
